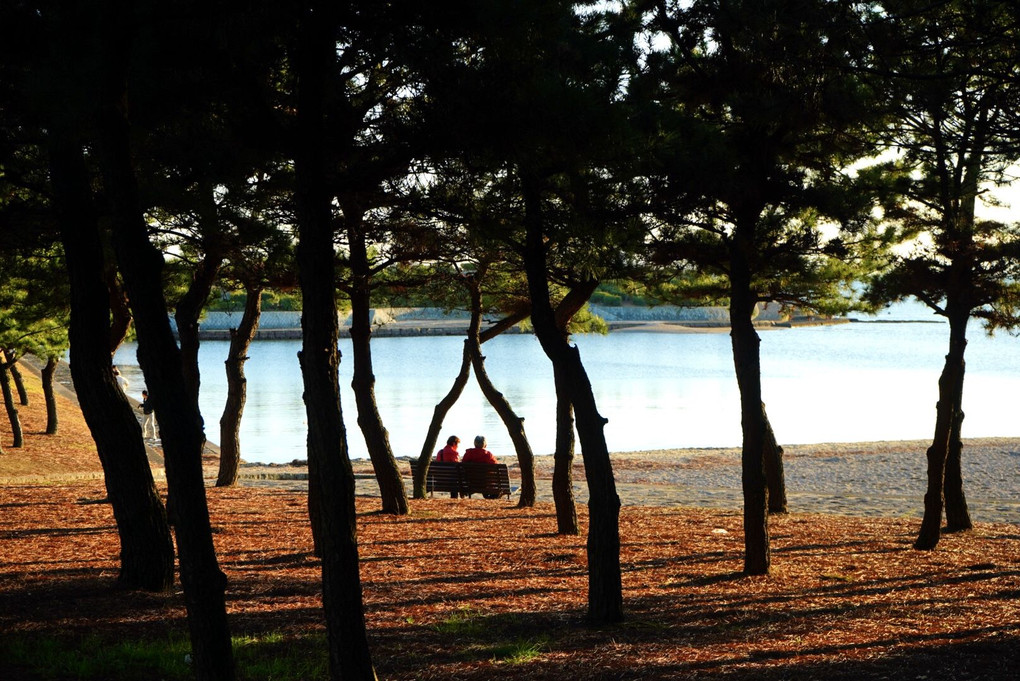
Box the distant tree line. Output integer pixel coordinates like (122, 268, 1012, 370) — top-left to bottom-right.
(3, 1, 1020, 679)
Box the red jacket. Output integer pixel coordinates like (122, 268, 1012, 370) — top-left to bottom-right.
(462, 447, 497, 465)
(436, 445, 460, 463)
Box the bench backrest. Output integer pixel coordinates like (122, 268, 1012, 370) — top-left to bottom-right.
(409, 460, 511, 499)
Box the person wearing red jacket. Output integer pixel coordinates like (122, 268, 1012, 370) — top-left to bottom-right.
(436, 435, 461, 462)
(462, 435, 498, 465)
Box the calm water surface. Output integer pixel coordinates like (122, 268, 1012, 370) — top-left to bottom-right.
(113, 309, 1020, 464)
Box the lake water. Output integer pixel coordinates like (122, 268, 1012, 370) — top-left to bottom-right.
(112, 304, 1020, 464)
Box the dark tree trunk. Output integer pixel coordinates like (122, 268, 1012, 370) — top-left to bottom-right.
(106, 269, 132, 353)
(42, 356, 60, 434)
(465, 272, 536, 506)
(0, 354, 24, 448)
(916, 307, 969, 550)
(522, 176, 622, 623)
(414, 342, 471, 499)
(729, 230, 770, 576)
(552, 364, 579, 535)
(9, 360, 29, 405)
(48, 136, 174, 593)
(547, 281, 597, 531)
(761, 403, 787, 515)
(175, 249, 223, 407)
(944, 408, 972, 531)
(346, 217, 408, 516)
(217, 282, 263, 487)
(92, 23, 235, 676)
(294, 4, 377, 677)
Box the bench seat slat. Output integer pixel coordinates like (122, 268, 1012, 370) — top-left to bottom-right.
(409, 461, 511, 499)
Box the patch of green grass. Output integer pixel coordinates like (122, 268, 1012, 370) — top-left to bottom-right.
(488, 635, 550, 664)
(1, 631, 329, 681)
(433, 607, 487, 636)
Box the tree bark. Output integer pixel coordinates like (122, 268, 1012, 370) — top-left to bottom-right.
(522, 176, 622, 623)
(91, 14, 235, 674)
(465, 275, 537, 507)
(0, 352, 24, 448)
(346, 213, 408, 515)
(106, 269, 132, 354)
(943, 408, 972, 531)
(761, 403, 787, 515)
(414, 342, 472, 499)
(9, 359, 29, 405)
(217, 281, 263, 487)
(729, 229, 770, 576)
(42, 356, 60, 434)
(294, 3, 378, 676)
(916, 306, 969, 550)
(552, 363, 579, 535)
(175, 225, 224, 407)
(49, 136, 174, 593)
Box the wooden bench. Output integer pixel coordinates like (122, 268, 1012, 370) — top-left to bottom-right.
(409, 460, 512, 499)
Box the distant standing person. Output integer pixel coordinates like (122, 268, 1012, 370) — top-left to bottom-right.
(139, 389, 157, 440)
(436, 435, 460, 462)
(462, 435, 498, 465)
(112, 366, 129, 393)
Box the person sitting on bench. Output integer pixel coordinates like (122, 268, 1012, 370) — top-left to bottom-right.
(462, 435, 498, 465)
(435, 435, 461, 498)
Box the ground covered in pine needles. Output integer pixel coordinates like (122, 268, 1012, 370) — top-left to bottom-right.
(2, 368, 1020, 679)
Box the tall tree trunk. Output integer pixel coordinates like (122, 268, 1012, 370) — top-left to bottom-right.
(761, 403, 787, 515)
(217, 282, 263, 487)
(92, 15, 235, 675)
(552, 364, 579, 535)
(0, 353, 24, 448)
(48, 136, 174, 593)
(9, 359, 29, 405)
(294, 4, 378, 677)
(547, 281, 598, 530)
(175, 250, 223, 407)
(346, 216, 408, 516)
(465, 276, 536, 507)
(916, 307, 969, 550)
(522, 176, 622, 623)
(729, 231, 770, 576)
(943, 408, 972, 531)
(414, 342, 472, 499)
(42, 356, 60, 435)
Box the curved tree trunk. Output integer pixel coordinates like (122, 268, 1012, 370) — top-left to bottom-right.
(346, 217, 408, 516)
(916, 307, 969, 550)
(49, 136, 174, 593)
(522, 176, 622, 623)
(9, 359, 29, 405)
(175, 249, 223, 408)
(0, 353, 24, 448)
(414, 342, 472, 499)
(729, 230, 770, 576)
(294, 7, 378, 672)
(42, 356, 60, 434)
(761, 403, 787, 515)
(552, 364, 579, 535)
(217, 282, 263, 487)
(465, 277, 536, 507)
(106, 269, 132, 354)
(92, 35, 235, 677)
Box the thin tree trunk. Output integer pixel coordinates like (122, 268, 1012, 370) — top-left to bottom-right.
(217, 281, 263, 487)
(175, 249, 223, 407)
(9, 359, 29, 405)
(916, 307, 969, 550)
(729, 230, 770, 576)
(552, 364, 579, 535)
(92, 18, 235, 674)
(522, 175, 622, 623)
(465, 276, 536, 507)
(0, 353, 24, 448)
(346, 215, 408, 516)
(294, 4, 378, 675)
(49, 135, 174, 593)
(761, 403, 787, 515)
(944, 408, 972, 531)
(414, 342, 472, 499)
(42, 356, 59, 434)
